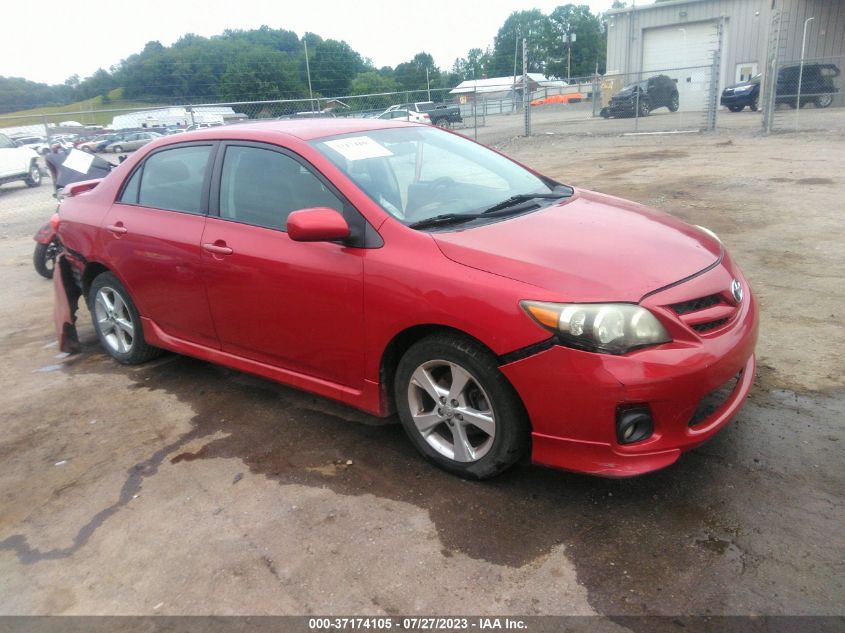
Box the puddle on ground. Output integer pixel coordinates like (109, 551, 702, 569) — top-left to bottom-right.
(4, 340, 843, 618)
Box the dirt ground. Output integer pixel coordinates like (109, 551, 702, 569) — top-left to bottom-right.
(0, 125, 842, 620)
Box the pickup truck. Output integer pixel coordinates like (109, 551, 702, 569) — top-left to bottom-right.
(386, 101, 462, 128)
(0, 132, 42, 189)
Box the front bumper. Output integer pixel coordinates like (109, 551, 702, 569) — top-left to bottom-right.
(500, 262, 759, 477)
(720, 92, 754, 107)
(608, 100, 636, 116)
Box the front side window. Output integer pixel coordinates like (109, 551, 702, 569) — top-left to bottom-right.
(0, 134, 14, 149)
(219, 145, 343, 231)
(132, 145, 212, 213)
(312, 127, 555, 224)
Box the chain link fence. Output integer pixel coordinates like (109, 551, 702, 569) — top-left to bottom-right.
(766, 54, 845, 133)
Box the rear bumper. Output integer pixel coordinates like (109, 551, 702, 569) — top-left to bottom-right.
(500, 270, 759, 477)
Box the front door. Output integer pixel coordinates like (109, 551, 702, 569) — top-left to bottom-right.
(200, 142, 365, 388)
(100, 143, 219, 348)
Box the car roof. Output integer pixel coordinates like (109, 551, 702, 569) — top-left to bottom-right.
(182, 118, 418, 142)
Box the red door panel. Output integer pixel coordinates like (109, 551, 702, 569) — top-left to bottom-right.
(200, 217, 365, 388)
(100, 204, 219, 348)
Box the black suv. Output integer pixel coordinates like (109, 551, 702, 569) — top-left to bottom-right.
(775, 63, 840, 108)
(721, 74, 761, 112)
(602, 74, 680, 118)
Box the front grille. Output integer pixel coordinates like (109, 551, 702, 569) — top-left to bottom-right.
(671, 294, 722, 315)
(691, 318, 729, 333)
(689, 372, 741, 427)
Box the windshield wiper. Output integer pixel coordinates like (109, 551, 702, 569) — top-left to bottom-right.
(481, 192, 569, 215)
(408, 190, 572, 231)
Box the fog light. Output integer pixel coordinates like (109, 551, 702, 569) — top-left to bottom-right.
(616, 407, 654, 444)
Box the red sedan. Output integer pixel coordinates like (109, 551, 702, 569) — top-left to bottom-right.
(53, 119, 758, 479)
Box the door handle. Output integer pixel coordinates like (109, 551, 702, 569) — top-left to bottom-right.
(106, 224, 127, 235)
(202, 242, 233, 256)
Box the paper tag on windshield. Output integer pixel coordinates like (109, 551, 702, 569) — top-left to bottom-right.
(324, 136, 392, 161)
(62, 149, 96, 174)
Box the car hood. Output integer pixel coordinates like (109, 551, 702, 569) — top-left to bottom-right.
(725, 80, 757, 90)
(612, 87, 638, 99)
(431, 189, 721, 302)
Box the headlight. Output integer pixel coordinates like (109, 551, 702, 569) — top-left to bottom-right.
(521, 301, 671, 354)
(735, 85, 753, 92)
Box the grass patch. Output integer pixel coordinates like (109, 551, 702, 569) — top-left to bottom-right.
(0, 89, 165, 128)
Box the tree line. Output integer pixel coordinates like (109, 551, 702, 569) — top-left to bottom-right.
(0, 5, 609, 114)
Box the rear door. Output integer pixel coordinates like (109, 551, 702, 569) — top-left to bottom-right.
(100, 142, 219, 348)
(0, 133, 22, 177)
(200, 141, 366, 388)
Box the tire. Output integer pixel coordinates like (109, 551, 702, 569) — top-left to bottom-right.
(668, 93, 680, 112)
(24, 161, 42, 187)
(33, 241, 57, 279)
(815, 93, 833, 108)
(436, 118, 450, 129)
(638, 98, 650, 117)
(600, 107, 610, 119)
(112, 145, 123, 153)
(394, 333, 529, 479)
(88, 272, 161, 365)
(728, 105, 744, 112)
(749, 98, 758, 112)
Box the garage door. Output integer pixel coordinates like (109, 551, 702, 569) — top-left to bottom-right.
(642, 21, 717, 112)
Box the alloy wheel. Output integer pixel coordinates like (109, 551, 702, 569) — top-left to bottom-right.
(406, 359, 496, 463)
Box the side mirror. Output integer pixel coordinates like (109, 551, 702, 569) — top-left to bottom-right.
(287, 208, 350, 243)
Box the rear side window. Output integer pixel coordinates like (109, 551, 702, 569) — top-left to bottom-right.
(219, 145, 343, 231)
(131, 145, 212, 213)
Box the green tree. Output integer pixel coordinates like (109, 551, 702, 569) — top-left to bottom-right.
(489, 10, 554, 77)
(394, 52, 440, 91)
(219, 49, 305, 101)
(547, 4, 607, 78)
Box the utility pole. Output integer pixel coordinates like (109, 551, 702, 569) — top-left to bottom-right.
(565, 32, 576, 82)
(426, 67, 431, 101)
(304, 37, 314, 111)
(513, 32, 519, 111)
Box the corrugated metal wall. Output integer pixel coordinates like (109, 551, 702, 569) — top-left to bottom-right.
(777, 0, 845, 62)
(606, 0, 844, 88)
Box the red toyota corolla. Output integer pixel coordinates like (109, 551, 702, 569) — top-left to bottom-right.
(53, 119, 758, 479)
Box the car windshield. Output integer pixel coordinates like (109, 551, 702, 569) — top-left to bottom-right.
(312, 126, 558, 225)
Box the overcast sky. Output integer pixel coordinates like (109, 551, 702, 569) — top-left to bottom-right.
(2, 0, 618, 85)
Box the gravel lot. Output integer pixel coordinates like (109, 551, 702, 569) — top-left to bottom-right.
(0, 121, 842, 620)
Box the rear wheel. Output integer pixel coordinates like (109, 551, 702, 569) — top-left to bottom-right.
(815, 93, 833, 108)
(112, 145, 123, 153)
(638, 98, 650, 117)
(89, 272, 161, 365)
(24, 161, 42, 187)
(436, 118, 450, 129)
(394, 333, 529, 479)
(33, 241, 57, 279)
(728, 105, 744, 112)
(749, 97, 758, 111)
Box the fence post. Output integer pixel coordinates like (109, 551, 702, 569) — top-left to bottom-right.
(522, 38, 530, 136)
(42, 114, 50, 145)
(473, 87, 478, 141)
(706, 18, 724, 131)
(762, 9, 782, 134)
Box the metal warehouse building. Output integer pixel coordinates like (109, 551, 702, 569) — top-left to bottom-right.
(606, 0, 845, 93)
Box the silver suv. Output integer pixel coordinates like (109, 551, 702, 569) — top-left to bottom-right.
(0, 132, 42, 188)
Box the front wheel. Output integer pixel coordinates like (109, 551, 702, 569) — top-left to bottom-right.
(668, 93, 680, 112)
(89, 272, 161, 365)
(638, 99, 650, 117)
(728, 105, 744, 112)
(25, 161, 42, 187)
(112, 145, 123, 153)
(394, 333, 529, 479)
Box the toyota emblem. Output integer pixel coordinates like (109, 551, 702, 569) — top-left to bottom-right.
(731, 279, 743, 303)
